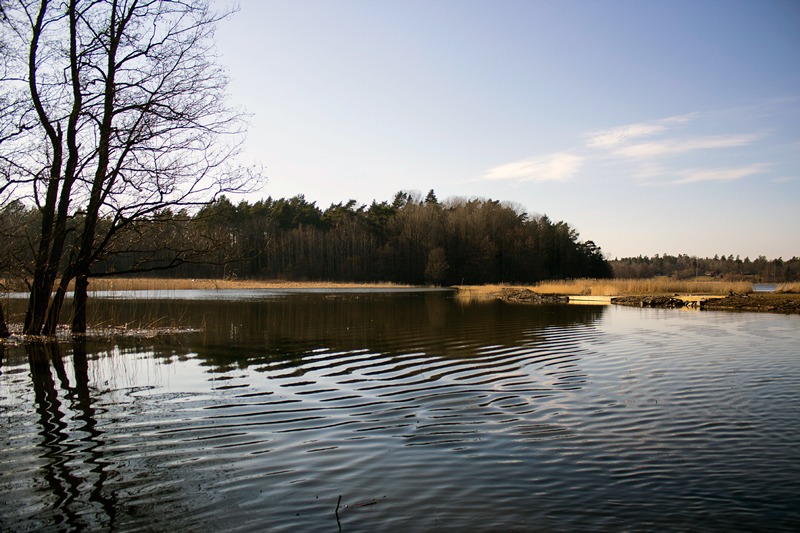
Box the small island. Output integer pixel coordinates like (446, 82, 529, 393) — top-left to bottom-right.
(456, 278, 800, 314)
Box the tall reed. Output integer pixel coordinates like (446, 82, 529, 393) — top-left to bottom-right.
(456, 279, 756, 297)
(531, 278, 753, 295)
(776, 282, 800, 294)
(83, 278, 409, 292)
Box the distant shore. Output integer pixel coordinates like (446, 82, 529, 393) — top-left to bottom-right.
(53, 278, 800, 314)
(4, 277, 798, 314)
(455, 281, 800, 314)
(74, 278, 414, 292)
(611, 293, 800, 313)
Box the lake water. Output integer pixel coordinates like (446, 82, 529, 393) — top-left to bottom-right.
(753, 284, 777, 292)
(2, 290, 799, 532)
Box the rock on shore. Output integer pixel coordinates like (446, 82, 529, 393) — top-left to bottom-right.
(612, 293, 800, 314)
(611, 296, 687, 308)
(498, 288, 569, 303)
(700, 293, 800, 314)
(490, 288, 800, 314)
(492, 288, 800, 314)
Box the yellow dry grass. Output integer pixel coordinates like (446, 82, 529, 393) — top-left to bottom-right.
(776, 282, 800, 294)
(451, 284, 507, 302)
(533, 278, 753, 296)
(4, 276, 795, 296)
(82, 278, 411, 292)
(456, 278, 755, 298)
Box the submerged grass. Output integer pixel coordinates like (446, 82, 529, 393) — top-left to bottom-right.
(0, 277, 413, 340)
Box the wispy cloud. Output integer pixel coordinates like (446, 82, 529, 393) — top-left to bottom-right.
(488, 112, 772, 188)
(671, 163, 770, 185)
(614, 134, 760, 158)
(585, 113, 697, 149)
(771, 176, 794, 183)
(484, 153, 584, 182)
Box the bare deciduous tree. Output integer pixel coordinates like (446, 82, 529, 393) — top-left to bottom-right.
(1, 0, 260, 335)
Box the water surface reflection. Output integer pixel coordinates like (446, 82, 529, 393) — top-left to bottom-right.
(2, 291, 799, 531)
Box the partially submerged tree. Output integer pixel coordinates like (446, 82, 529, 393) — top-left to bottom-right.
(1, 0, 259, 335)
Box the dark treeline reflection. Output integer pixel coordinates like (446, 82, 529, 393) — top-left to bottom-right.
(5, 294, 798, 532)
(2, 293, 605, 530)
(20, 342, 117, 531)
(82, 292, 606, 372)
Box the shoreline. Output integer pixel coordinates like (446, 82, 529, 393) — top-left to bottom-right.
(4, 278, 799, 316)
(2, 281, 798, 344)
(78, 278, 415, 291)
(462, 287, 800, 314)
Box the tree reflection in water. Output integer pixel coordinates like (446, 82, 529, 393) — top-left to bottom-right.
(24, 341, 116, 530)
(2, 292, 604, 530)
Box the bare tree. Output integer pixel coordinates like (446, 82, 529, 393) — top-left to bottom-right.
(1, 0, 260, 335)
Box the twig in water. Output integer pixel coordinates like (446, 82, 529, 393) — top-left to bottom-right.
(335, 495, 342, 531)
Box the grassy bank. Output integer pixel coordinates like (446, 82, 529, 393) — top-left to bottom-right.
(81, 278, 412, 291)
(3, 276, 798, 296)
(455, 279, 800, 299)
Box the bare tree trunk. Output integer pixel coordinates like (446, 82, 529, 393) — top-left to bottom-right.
(43, 268, 74, 336)
(23, 0, 82, 335)
(22, 1, 63, 336)
(23, 149, 62, 335)
(0, 301, 10, 338)
(5, 0, 253, 336)
(71, 275, 89, 335)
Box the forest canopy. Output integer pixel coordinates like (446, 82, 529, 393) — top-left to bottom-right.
(2, 190, 614, 287)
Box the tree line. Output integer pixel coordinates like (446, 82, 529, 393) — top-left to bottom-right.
(0, 0, 608, 338)
(168, 190, 613, 284)
(1, 189, 613, 289)
(610, 254, 800, 283)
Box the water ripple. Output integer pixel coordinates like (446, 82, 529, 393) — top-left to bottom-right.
(2, 296, 800, 531)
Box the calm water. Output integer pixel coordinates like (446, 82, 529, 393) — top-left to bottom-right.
(753, 284, 778, 292)
(2, 290, 799, 532)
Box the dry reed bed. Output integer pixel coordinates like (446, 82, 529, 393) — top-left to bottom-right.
(775, 282, 800, 293)
(3, 277, 798, 296)
(454, 279, 800, 298)
(530, 278, 755, 296)
(81, 278, 411, 292)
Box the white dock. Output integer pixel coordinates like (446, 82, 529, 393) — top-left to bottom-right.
(567, 295, 614, 304)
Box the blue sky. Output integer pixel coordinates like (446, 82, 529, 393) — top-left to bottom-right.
(213, 0, 799, 259)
